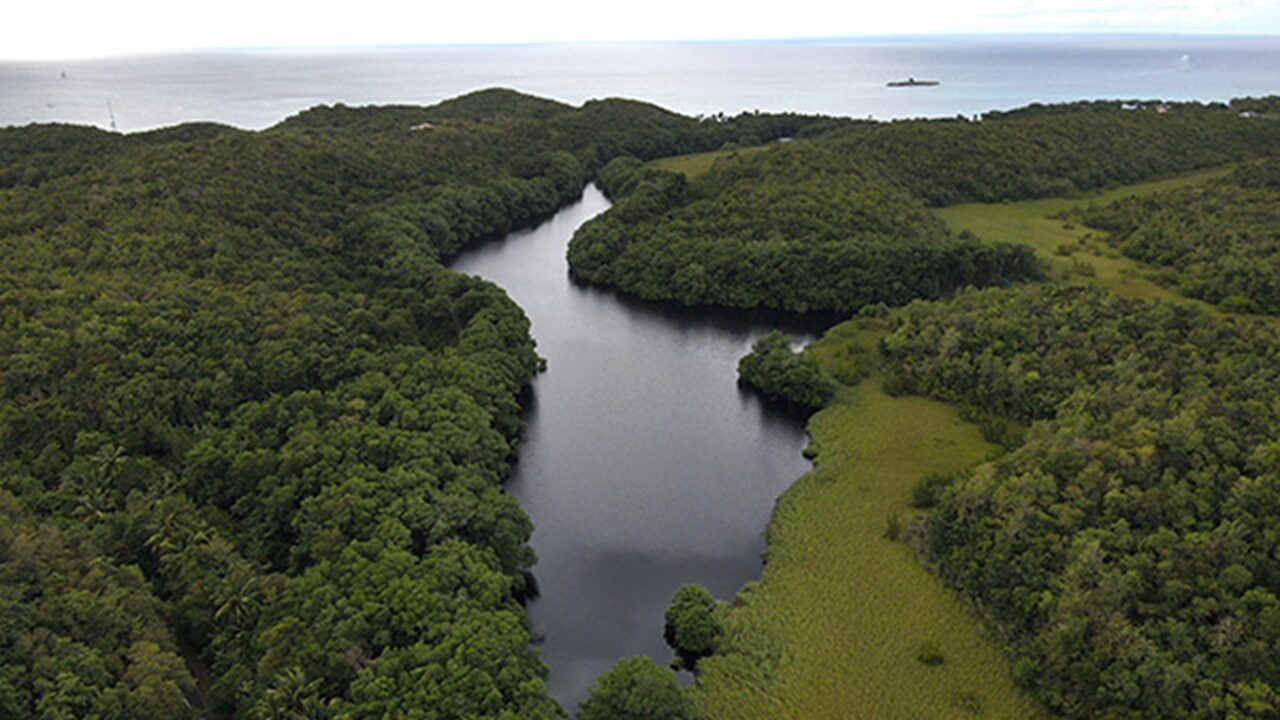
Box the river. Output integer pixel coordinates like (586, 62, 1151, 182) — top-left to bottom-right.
(451, 185, 818, 709)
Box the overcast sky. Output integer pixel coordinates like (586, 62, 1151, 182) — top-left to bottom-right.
(5, 0, 1279, 60)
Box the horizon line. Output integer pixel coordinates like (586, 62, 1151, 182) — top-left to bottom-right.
(5, 30, 1279, 63)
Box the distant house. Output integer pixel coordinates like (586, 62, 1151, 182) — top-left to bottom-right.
(410, 122, 435, 131)
(1120, 103, 1140, 111)
(1240, 110, 1261, 119)
(1155, 104, 1170, 114)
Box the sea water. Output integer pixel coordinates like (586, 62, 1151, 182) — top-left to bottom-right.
(2, 34, 1278, 131)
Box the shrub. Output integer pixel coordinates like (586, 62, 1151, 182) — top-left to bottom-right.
(738, 332, 835, 410)
(916, 641, 946, 666)
(664, 584, 722, 667)
(579, 657, 689, 720)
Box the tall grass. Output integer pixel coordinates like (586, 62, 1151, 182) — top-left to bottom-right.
(690, 323, 1044, 719)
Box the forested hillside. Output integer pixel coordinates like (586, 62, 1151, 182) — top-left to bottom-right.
(0, 89, 838, 719)
(1071, 158, 1280, 314)
(568, 148, 1041, 313)
(274, 87, 847, 167)
(836, 105, 1278, 206)
(568, 100, 1280, 314)
(881, 284, 1280, 718)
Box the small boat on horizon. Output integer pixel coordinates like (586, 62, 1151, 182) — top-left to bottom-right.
(887, 77, 940, 88)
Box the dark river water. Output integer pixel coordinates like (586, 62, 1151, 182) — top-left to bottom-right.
(451, 185, 816, 709)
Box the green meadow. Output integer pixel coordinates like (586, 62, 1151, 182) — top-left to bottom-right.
(690, 323, 1045, 719)
(936, 164, 1279, 327)
(647, 144, 772, 179)
(934, 166, 1231, 307)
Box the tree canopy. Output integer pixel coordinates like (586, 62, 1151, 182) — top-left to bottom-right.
(737, 332, 835, 410)
(879, 284, 1280, 719)
(568, 144, 1041, 313)
(664, 584, 724, 668)
(578, 657, 689, 720)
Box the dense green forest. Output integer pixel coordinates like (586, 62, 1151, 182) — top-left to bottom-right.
(1070, 159, 1280, 314)
(569, 149, 1041, 313)
(0, 89, 843, 719)
(567, 101, 1280, 314)
(985, 96, 1279, 119)
(876, 284, 1280, 718)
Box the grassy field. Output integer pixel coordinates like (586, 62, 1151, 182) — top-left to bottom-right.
(690, 323, 1045, 720)
(934, 167, 1231, 308)
(936, 165, 1279, 327)
(647, 144, 772, 179)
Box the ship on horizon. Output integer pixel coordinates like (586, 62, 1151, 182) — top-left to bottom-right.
(887, 77, 940, 87)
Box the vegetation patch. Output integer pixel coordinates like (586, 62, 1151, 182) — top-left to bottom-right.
(916, 641, 947, 667)
(569, 142, 1040, 313)
(570, 101, 1280, 315)
(579, 657, 689, 720)
(664, 584, 725, 670)
(688, 321, 1042, 720)
(933, 165, 1235, 308)
(737, 332, 836, 411)
(1066, 158, 1280, 314)
(646, 143, 772, 180)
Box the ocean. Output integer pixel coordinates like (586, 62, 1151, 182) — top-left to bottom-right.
(1, 34, 1278, 132)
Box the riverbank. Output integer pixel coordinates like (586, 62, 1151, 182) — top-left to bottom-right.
(690, 322, 1043, 719)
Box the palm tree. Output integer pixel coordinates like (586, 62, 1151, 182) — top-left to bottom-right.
(253, 667, 325, 720)
(215, 565, 263, 631)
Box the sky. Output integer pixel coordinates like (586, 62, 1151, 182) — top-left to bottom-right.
(4, 0, 1279, 60)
